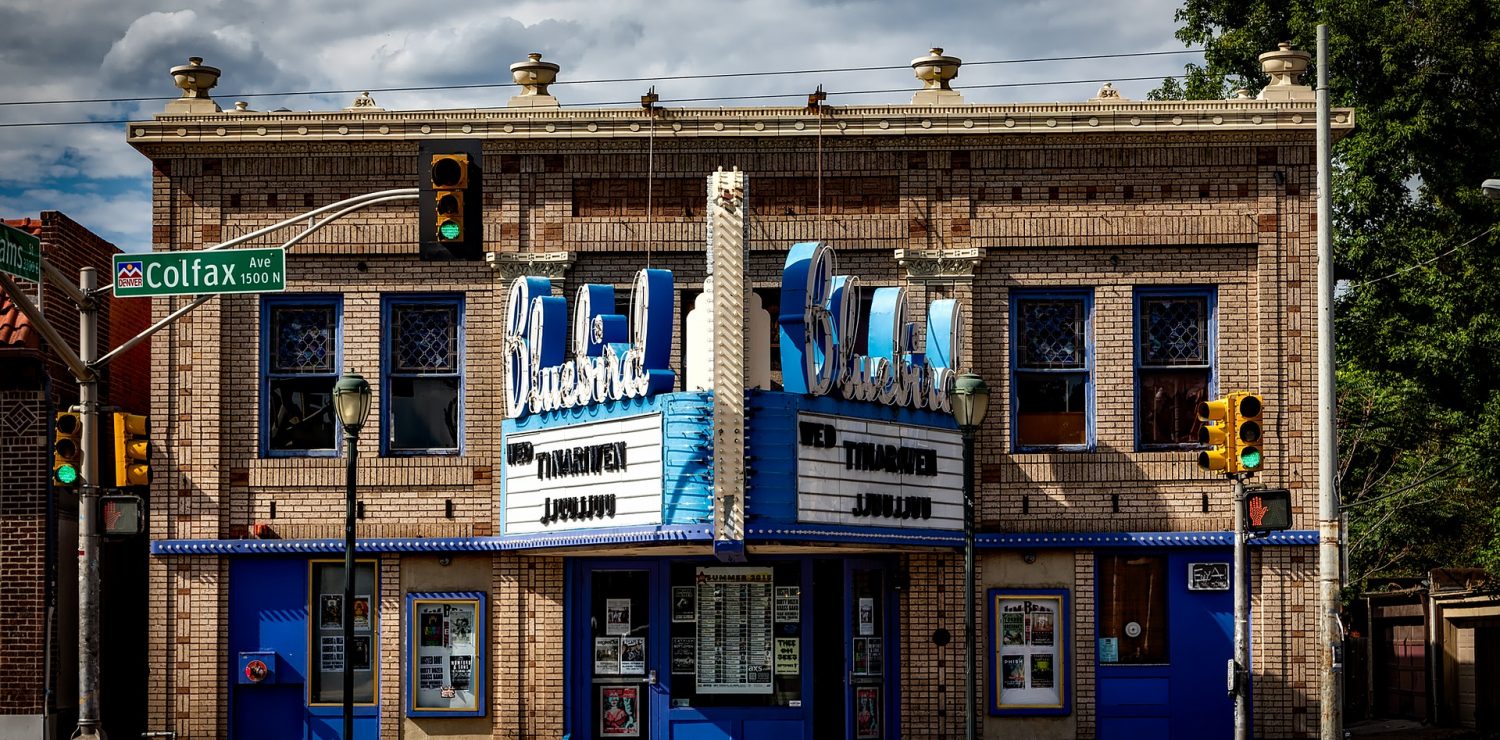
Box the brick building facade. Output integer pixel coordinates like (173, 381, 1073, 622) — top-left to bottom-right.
(128, 47, 1350, 739)
(0, 212, 153, 739)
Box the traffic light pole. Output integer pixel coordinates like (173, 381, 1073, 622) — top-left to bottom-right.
(77, 266, 105, 738)
(0, 189, 416, 739)
(1232, 474, 1249, 740)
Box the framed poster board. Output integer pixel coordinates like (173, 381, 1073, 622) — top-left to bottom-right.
(988, 588, 1070, 716)
(406, 591, 486, 718)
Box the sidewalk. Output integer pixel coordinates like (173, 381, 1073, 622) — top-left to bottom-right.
(1346, 718, 1480, 739)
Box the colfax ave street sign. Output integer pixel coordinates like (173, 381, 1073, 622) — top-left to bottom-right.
(1, 222, 41, 282)
(113, 247, 286, 298)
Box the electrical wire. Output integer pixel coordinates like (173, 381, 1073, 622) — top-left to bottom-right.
(1346, 225, 1498, 288)
(0, 75, 1193, 129)
(0, 48, 1204, 108)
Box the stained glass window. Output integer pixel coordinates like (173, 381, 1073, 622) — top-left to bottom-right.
(1013, 293, 1090, 449)
(264, 299, 340, 454)
(386, 298, 462, 453)
(1136, 291, 1213, 449)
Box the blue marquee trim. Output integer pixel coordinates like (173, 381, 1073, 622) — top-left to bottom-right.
(151, 525, 713, 556)
(747, 524, 965, 547)
(977, 530, 1318, 548)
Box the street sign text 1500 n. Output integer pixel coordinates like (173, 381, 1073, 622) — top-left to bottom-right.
(112, 248, 286, 297)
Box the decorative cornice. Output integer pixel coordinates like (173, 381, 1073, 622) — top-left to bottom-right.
(125, 102, 1356, 152)
(486, 250, 573, 281)
(895, 247, 985, 282)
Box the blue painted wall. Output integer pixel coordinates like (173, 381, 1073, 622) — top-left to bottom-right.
(1095, 550, 1235, 740)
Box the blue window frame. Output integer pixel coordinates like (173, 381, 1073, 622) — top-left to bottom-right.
(382, 294, 464, 455)
(1134, 288, 1216, 450)
(1010, 290, 1093, 451)
(261, 296, 342, 457)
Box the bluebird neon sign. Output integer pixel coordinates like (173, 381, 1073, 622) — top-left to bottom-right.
(504, 269, 676, 418)
(778, 241, 962, 412)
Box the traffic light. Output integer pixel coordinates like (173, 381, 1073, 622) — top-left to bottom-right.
(1196, 396, 1236, 472)
(1231, 393, 1264, 474)
(1244, 487, 1291, 531)
(112, 412, 151, 487)
(419, 140, 483, 260)
(54, 411, 82, 485)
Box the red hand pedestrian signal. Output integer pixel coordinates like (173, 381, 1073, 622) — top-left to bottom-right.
(1243, 488, 1292, 532)
(1248, 496, 1270, 528)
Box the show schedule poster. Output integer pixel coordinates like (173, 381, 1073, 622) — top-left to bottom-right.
(774, 586, 800, 623)
(695, 566, 774, 694)
(408, 594, 485, 716)
(671, 636, 696, 674)
(989, 590, 1069, 715)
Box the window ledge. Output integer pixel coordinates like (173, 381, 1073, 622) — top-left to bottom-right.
(247, 456, 483, 489)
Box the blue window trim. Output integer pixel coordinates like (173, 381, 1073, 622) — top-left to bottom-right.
(405, 591, 487, 718)
(1009, 289, 1094, 452)
(380, 293, 466, 456)
(1132, 286, 1217, 452)
(260, 295, 344, 458)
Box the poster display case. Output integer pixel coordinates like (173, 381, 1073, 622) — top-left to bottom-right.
(406, 592, 486, 717)
(307, 560, 378, 706)
(987, 588, 1070, 716)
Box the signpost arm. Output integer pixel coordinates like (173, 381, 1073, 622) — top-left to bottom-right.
(94, 190, 419, 369)
(0, 271, 92, 380)
(43, 257, 90, 308)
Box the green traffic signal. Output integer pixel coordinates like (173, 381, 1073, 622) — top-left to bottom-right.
(438, 220, 462, 240)
(1239, 447, 1263, 470)
(56, 463, 77, 485)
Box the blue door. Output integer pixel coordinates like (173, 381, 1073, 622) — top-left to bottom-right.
(1095, 551, 1235, 739)
(844, 559, 897, 740)
(229, 558, 307, 739)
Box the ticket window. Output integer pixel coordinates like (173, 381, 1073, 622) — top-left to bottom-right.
(590, 570, 654, 738)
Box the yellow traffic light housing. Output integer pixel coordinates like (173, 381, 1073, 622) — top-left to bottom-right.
(1231, 393, 1264, 474)
(431, 153, 468, 243)
(113, 412, 151, 487)
(1196, 396, 1236, 473)
(54, 411, 82, 485)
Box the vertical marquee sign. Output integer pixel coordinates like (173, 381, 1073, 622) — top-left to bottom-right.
(707, 168, 749, 561)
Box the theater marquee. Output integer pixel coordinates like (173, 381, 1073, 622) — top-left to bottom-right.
(502, 413, 665, 535)
(795, 412, 964, 530)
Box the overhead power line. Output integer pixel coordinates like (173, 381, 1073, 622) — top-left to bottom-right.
(0, 73, 1191, 129)
(0, 48, 1204, 109)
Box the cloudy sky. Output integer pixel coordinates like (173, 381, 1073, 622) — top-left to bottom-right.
(0, 0, 1201, 251)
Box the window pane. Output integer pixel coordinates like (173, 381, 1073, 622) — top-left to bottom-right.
(394, 305, 458, 372)
(268, 377, 336, 451)
(271, 306, 335, 373)
(390, 376, 459, 450)
(310, 561, 377, 704)
(1019, 300, 1084, 369)
(1097, 555, 1168, 664)
(1016, 372, 1087, 447)
(1140, 297, 1207, 367)
(1139, 368, 1210, 447)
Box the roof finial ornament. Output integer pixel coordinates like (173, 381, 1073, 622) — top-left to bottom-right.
(166, 57, 222, 114)
(910, 48, 964, 106)
(509, 52, 561, 108)
(1089, 82, 1129, 103)
(1257, 42, 1314, 102)
(345, 91, 384, 111)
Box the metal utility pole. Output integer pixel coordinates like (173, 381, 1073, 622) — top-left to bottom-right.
(1233, 475, 1250, 740)
(963, 427, 977, 740)
(1316, 23, 1345, 740)
(77, 266, 104, 738)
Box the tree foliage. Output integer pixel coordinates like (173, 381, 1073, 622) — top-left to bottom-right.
(1154, 0, 1500, 588)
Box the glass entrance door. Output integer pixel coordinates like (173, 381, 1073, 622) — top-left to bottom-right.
(846, 561, 893, 740)
(583, 566, 661, 739)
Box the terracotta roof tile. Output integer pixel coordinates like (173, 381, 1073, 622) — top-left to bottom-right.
(0, 293, 38, 349)
(3, 217, 42, 236)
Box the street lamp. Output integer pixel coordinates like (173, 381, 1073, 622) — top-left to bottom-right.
(1483, 178, 1500, 200)
(332, 371, 372, 739)
(950, 372, 990, 740)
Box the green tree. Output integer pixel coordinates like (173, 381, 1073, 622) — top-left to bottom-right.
(1155, 0, 1500, 588)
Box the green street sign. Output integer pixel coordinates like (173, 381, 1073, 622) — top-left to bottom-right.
(0, 222, 41, 282)
(112, 247, 286, 298)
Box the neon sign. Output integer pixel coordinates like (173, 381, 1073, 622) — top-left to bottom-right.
(503, 269, 675, 418)
(778, 241, 962, 412)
